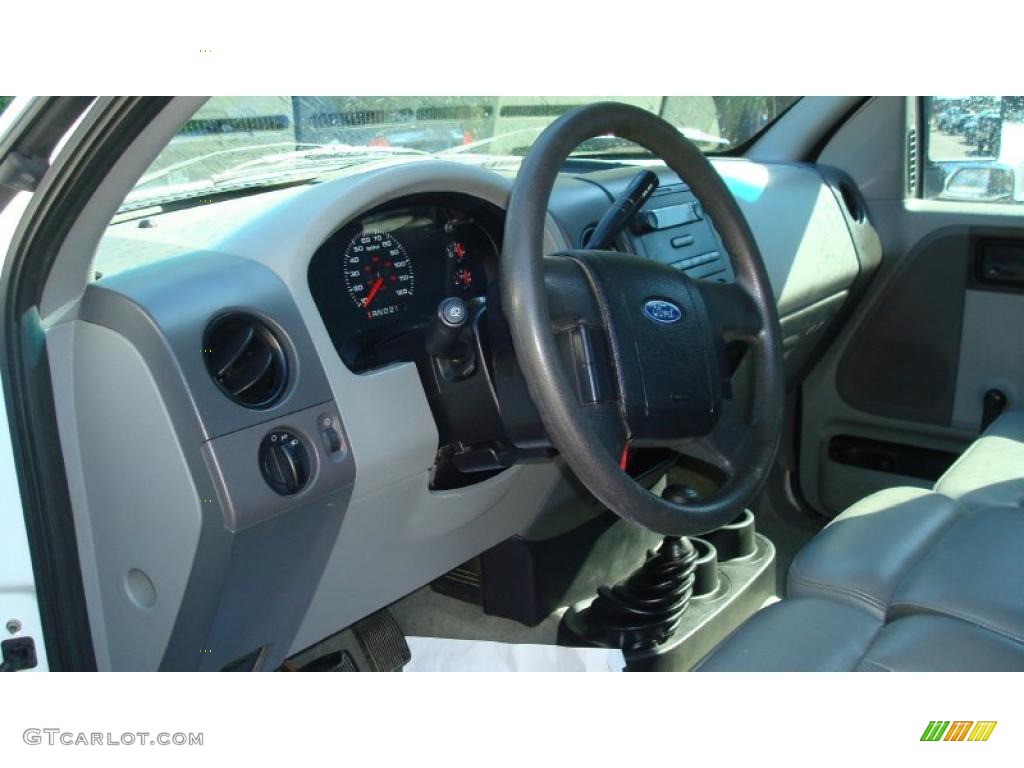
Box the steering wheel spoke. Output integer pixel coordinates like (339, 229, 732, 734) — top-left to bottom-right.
(679, 399, 750, 477)
(696, 279, 764, 342)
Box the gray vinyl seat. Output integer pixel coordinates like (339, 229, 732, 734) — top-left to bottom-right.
(697, 412, 1024, 671)
(934, 410, 1024, 510)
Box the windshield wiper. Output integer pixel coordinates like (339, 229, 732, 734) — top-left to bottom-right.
(119, 143, 428, 212)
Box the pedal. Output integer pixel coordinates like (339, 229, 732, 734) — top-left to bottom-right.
(282, 608, 410, 672)
(431, 557, 484, 605)
(353, 609, 411, 671)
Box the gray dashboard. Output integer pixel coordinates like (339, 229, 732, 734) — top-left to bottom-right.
(557, 161, 879, 379)
(52, 156, 878, 670)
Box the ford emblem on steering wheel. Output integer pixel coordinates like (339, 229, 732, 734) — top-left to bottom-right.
(642, 299, 683, 325)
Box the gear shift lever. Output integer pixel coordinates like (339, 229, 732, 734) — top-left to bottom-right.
(559, 484, 700, 653)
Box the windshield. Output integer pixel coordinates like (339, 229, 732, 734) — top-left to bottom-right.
(123, 96, 798, 211)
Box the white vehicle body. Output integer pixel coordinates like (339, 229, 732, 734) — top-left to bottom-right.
(0, 97, 48, 671)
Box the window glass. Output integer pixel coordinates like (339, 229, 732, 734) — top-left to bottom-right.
(99, 96, 798, 279)
(123, 96, 799, 213)
(924, 96, 1024, 204)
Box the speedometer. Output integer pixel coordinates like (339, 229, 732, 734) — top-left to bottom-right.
(342, 230, 415, 320)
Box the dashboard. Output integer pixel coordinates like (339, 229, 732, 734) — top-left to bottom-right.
(69, 156, 879, 670)
(308, 194, 501, 372)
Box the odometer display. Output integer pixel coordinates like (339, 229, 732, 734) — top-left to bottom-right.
(342, 230, 415, 319)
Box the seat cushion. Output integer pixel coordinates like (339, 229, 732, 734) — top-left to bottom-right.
(935, 410, 1024, 510)
(787, 487, 961, 616)
(695, 598, 882, 672)
(890, 506, 1024, 645)
(699, 412, 1024, 671)
(859, 614, 1024, 671)
(696, 600, 1024, 672)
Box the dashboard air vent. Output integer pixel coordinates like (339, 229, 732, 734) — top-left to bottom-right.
(837, 181, 864, 222)
(906, 127, 919, 196)
(580, 223, 623, 251)
(203, 313, 288, 409)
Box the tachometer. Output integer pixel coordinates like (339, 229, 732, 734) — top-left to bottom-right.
(342, 230, 415, 319)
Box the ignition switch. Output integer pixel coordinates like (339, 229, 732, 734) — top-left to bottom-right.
(426, 297, 469, 358)
(426, 296, 477, 381)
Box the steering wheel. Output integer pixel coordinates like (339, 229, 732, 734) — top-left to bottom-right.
(500, 102, 784, 536)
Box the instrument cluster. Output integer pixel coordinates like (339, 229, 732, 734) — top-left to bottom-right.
(308, 193, 501, 372)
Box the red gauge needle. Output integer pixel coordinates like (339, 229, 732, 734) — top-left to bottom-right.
(362, 277, 384, 307)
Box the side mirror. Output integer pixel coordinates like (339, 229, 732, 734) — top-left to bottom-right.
(943, 165, 1015, 200)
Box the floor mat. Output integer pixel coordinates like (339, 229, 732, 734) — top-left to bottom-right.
(404, 636, 624, 672)
(390, 584, 565, 645)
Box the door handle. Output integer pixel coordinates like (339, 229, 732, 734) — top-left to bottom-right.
(976, 240, 1024, 287)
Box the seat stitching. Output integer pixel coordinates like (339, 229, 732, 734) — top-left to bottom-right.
(789, 495, 964, 612)
(788, 567, 885, 610)
(857, 658, 894, 672)
(787, 569, 887, 614)
(889, 600, 1024, 646)
(839, 505, 967, 618)
(884, 508, 1017, 629)
(849, 621, 886, 671)
(788, 567, 886, 610)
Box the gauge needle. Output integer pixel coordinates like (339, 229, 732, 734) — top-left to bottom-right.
(362, 277, 384, 307)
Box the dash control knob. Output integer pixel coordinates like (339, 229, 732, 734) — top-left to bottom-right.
(259, 429, 311, 496)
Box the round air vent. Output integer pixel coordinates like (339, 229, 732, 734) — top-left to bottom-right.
(203, 313, 288, 409)
(837, 181, 865, 223)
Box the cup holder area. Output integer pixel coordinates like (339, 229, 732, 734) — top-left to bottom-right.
(690, 537, 719, 597)
(704, 509, 756, 561)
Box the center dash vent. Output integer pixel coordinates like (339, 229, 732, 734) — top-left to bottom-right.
(580, 223, 624, 251)
(203, 313, 288, 409)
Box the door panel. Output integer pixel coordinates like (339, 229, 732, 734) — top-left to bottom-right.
(797, 97, 1024, 515)
(953, 289, 1024, 429)
(834, 228, 967, 427)
(952, 229, 1024, 428)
